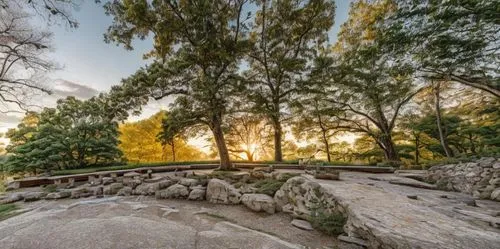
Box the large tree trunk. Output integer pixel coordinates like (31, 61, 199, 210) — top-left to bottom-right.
(272, 118, 283, 162)
(211, 116, 232, 170)
(433, 81, 454, 158)
(378, 133, 399, 161)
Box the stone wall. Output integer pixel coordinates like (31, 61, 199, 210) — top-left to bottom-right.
(427, 157, 500, 201)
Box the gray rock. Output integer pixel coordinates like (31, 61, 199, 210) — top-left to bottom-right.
(23, 192, 46, 202)
(338, 235, 369, 247)
(291, 219, 313, 230)
(188, 187, 206, 201)
(70, 187, 93, 199)
(5, 181, 20, 191)
(156, 184, 189, 199)
(206, 179, 241, 204)
(103, 183, 124, 195)
(133, 180, 175, 195)
(241, 194, 276, 214)
(0, 193, 24, 204)
(102, 177, 114, 185)
(46, 191, 71, 200)
(179, 178, 199, 187)
(123, 178, 142, 189)
(117, 186, 133, 196)
(123, 172, 142, 178)
(491, 188, 500, 201)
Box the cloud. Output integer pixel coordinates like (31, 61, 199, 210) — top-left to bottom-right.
(50, 79, 100, 100)
(0, 79, 101, 133)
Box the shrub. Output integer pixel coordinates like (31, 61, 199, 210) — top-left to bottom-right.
(309, 210, 346, 236)
(43, 184, 57, 193)
(254, 178, 285, 196)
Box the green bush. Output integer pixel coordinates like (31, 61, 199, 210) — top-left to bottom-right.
(309, 210, 346, 236)
(43, 184, 57, 193)
(254, 178, 285, 196)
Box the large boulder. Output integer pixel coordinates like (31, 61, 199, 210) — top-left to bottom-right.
(188, 186, 206, 201)
(156, 184, 189, 199)
(206, 179, 241, 204)
(241, 194, 276, 214)
(103, 183, 124, 195)
(274, 177, 329, 219)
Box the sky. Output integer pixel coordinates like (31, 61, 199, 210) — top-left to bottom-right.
(0, 0, 353, 139)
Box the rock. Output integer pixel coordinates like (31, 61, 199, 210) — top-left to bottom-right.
(493, 162, 500, 169)
(337, 235, 369, 247)
(250, 171, 266, 179)
(94, 186, 104, 197)
(70, 187, 93, 199)
(123, 172, 142, 178)
(133, 180, 175, 195)
(46, 191, 71, 200)
(407, 195, 418, 200)
(388, 177, 437, 190)
(161, 208, 180, 217)
(23, 192, 46, 202)
(102, 177, 114, 185)
(491, 188, 500, 201)
(103, 183, 124, 195)
(241, 194, 276, 214)
(156, 184, 189, 199)
(179, 178, 199, 187)
(253, 167, 273, 173)
(206, 179, 241, 204)
(238, 184, 257, 194)
(5, 181, 20, 191)
(88, 175, 101, 186)
(0, 193, 24, 204)
(123, 178, 142, 189)
(273, 177, 323, 219)
(314, 172, 339, 180)
(117, 186, 133, 196)
(479, 157, 496, 168)
(188, 187, 206, 201)
(291, 219, 313, 230)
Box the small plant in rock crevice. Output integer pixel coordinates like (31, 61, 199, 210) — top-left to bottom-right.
(254, 178, 284, 196)
(308, 201, 347, 236)
(43, 184, 57, 193)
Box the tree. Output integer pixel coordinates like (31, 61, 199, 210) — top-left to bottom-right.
(387, 0, 500, 98)
(2, 0, 80, 27)
(245, 0, 335, 161)
(104, 0, 252, 170)
(0, 5, 55, 112)
(292, 97, 342, 162)
(309, 0, 422, 162)
(4, 96, 123, 174)
(224, 115, 273, 161)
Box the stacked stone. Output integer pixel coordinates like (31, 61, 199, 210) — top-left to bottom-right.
(427, 157, 500, 201)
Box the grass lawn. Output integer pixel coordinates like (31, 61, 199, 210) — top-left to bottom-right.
(0, 204, 20, 221)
